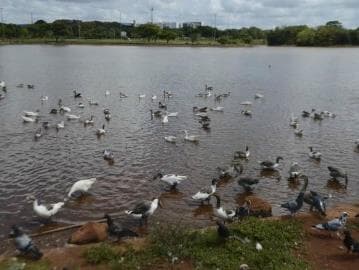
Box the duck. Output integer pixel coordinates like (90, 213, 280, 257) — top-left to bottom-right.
(303, 191, 329, 216)
(281, 175, 308, 216)
(302, 110, 311, 117)
(289, 114, 298, 127)
(193, 106, 207, 113)
(32, 198, 64, 219)
(49, 109, 58, 114)
(27, 84, 35, 89)
(125, 198, 162, 226)
(259, 156, 283, 170)
(308, 147, 322, 160)
(56, 121, 65, 130)
(217, 164, 243, 179)
(254, 93, 264, 99)
(105, 90, 110, 96)
(164, 136, 176, 143)
(77, 102, 85, 108)
(212, 194, 236, 222)
(192, 178, 218, 203)
(104, 214, 138, 238)
(288, 162, 301, 179)
(241, 110, 252, 116)
(96, 124, 106, 136)
(9, 225, 43, 260)
(184, 130, 198, 142)
(235, 199, 252, 219)
(162, 114, 168, 124)
(34, 128, 42, 140)
(139, 94, 146, 99)
(40, 95, 48, 102)
(211, 106, 224, 112)
(0, 94, 5, 100)
(237, 177, 259, 192)
(89, 100, 99, 105)
(343, 230, 359, 253)
(120, 92, 128, 98)
(153, 173, 187, 189)
(322, 111, 336, 118)
(67, 178, 97, 198)
(234, 146, 250, 159)
(167, 112, 178, 117)
(216, 221, 230, 239)
(24, 111, 39, 117)
(205, 84, 213, 91)
(158, 101, 167, 109)
(103, 109, 110, 115)
(66, 114, 80, 120)
(312, 112, 323, 121)
(151, 95, 157, 100)
(84, 116, 94, 125)
(294, 127, 303, 136)
(103, 149, 114, 162)
(22, 116, 36, 123)
(105, 113, 111, 121)
(201, 122, 210, 130)
(59, 106, 71, 113)
(313, 212, 348, 232)
(328, 166, 348, 187)
(195, 112, 208, 117)
(73, 90, 82, 98)
(150, 109, 162, 118)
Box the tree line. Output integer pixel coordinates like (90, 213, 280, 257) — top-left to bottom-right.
(0, 19, 358, 46)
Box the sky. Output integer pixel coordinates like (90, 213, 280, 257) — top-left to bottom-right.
(1, 0, 358, 29)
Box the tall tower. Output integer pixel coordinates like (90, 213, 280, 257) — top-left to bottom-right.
(150, 7, 154, 24)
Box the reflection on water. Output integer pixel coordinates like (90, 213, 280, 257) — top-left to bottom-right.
(0, 45, 359, 246)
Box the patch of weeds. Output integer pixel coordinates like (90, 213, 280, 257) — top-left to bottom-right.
(84, 243, 118, 264)
(0, 258, 51, 270)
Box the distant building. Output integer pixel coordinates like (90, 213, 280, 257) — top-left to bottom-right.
(182, 21, 202, 28)
(158, 22, 177, 29)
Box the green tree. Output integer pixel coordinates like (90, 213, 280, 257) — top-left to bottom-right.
(136, 23, 160, 41)
(296, 28, 316, 46)
(52, 21, 70, 42)
(159, 29, 177, 43)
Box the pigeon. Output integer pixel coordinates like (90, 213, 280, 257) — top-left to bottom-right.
(303, 191, 329, 216)
(104, 214, 138, 238)
(281, 175, 308, 215)
(9, 225, 43, 260)
(343, 230, 359, 253)
(313, 212, 348, 231)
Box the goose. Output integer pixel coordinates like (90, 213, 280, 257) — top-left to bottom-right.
(67, 178, 97, 198)
(164, 136, 176, 143)
(125, 198, 162, 225)
(240, 101, 252, 106)
(151, 95, 157, 100)
(120, 92, 128, 98)
(281, 175, 308, 216)
(139, 94, 146, 99)
(162, 114, 168, 124)
(59, 106, 71, 113)
(217, 164, 243, 179)
(96, 124, 106, 136)
(89, 100, 99, 106)
(34, 128, 42, 139)
(303, 191, 329, 216)
(27, 84, 35, 89)
(153, 173, 187, 188)
(308, 147, 322, 160)
(105, 113, 111, 121)
(73, 90, 82, 98)
(322, 111, 336, 118)
(312, 112, 323, 120)
(211, 106, 224, 112)
(216, 221, 230, 239)
(24, 111, 39, 117)
(328, 166, 348, 187)
(105, 90, 110, 96)
(213, 194, 236, 222)
(40, 96, 48, 101)
(158, 101, 167, 109)
(235, 200, 252, 219)
(241, 110, 252, 116)
(103, 149, 114, 162)
(302, 110, 311, 117)
(192, 178, 218, 203)
(150, 109, 162, 118)
(66, 114, 80, 120)
(205, 84, 213, 91)
(9, 225, 43, 260)
(259, 156, 283, 170)
(288, 162, 301, 179)
(234, 146, 250, 159)
(342, 230, 359, 253)
(222, 92, 231, 97)
(237, 177, 259, 192)
(103, 109, 110, 115)
(184, 130, 198, 142)
(254, 93, 264, 99)
(193, 106, 208, 113)
(313, 212, 348, 232)
(294, 127, 303, 136)
(56, 121, 64, 130)
(77, 102, 85, 108)
(104, 214, 138, 238)
(167, 112, 178, 117)
(22, 116, 36, 123)
(49, 109, 57, 114)
(32, 198, 64, 219)
(84, 116, 94, 125)
(0, 81, 6, 89)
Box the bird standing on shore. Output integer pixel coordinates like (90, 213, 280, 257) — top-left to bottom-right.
(281, 175, 308, 216)
(104, 214, 138, 239)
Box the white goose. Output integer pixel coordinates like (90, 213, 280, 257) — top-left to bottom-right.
(213, 194, 236, 222)
(56, 121, 65, 130)
(24, 111, 39, 117)
(67, 178, 97, 198)
(22, 116, 36, 123)
(308, 147, 322, 160)
(153, 173, 187, 188)
(34, 128, 42, 139)
(66, 114, 80, 120)
(192, 179, 218, 203)
(96, 124, 106, 136)
(167, 112, 178, 117)
(33, 199, 64, 219)
(184, 130, 198, 142)
(164, 136, 177, 143)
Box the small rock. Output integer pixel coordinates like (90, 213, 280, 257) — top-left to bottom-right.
(68, 222, 108, 245)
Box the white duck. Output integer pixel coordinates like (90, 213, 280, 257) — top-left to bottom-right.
(139, 94, 146, 99)
(164, 136, 176, 143)
(24, 111, 39, 117)
(162, 114, 168, 124)
(213, 194, 236, 222)
(33, 199, 64, 219)
(34, 128, 42, 139)
(77, 103, 85, 108)
(308, 147, 322, 160)
(22, 116, 36, 123)
(56, 121, 65, 130)
(192, 179, 218, 203)
(184, 130, 198, 142)
(67, 178, 97, 198)
(96, 124, 106, 136)
(66, 114, 80, 120)
(167, 112, 178, 117)
(153, 173, 187, 188)
(254, 93, 264, 99)
(60, 106, 71, 113)
(241, 101, 252, 106)
(151, 95, 157, 100)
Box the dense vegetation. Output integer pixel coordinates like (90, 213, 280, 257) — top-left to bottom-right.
(0, 19, 358, 46)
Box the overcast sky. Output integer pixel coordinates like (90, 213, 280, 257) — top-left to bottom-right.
(1, 0, 358, 29)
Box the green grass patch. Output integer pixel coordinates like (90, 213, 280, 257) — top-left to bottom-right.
(83, 218, 309, 270)
(0, 258, 51, 270)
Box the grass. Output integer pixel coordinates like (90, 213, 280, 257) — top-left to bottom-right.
(83, 218, 310, 270)
(0, 258, 51, 270)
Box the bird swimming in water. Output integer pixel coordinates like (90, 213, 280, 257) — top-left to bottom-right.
(237, 177, 259, 192)
(67, 178, 97, 198)
(259, 156, 283, 170)
(153, 173, 187, 189)
(32, 198, 64, 219)
(125, 198, 162, 226)
(327, 166, 348, 188)
(9, 225, 43, 260)
(212, 194, 236, 223)
(192, 178, 218, 203)
(288, 162, 301, 179)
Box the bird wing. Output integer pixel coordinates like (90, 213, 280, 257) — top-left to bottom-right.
(131, 201, 151, 214)
(260, 161, 274, 167)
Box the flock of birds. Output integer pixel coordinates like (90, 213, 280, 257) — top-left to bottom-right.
(1, 80, 359, 260)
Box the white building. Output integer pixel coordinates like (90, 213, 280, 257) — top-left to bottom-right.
(182, 22, 202, 28)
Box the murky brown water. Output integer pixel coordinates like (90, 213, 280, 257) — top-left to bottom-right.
(0, 45, 359, 246)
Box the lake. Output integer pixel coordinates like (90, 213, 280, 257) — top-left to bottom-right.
(0, 45, 358, 245)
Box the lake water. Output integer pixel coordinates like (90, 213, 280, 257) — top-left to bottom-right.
(0, 45, 358, 245)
